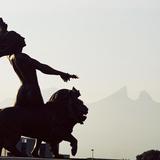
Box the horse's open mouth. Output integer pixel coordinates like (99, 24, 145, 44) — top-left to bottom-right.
(82, 115, 87, 121)
(79, 117, 86, 124)
(79, 108, 88, 124)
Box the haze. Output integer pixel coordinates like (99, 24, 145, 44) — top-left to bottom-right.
(0, 0, 160, 159)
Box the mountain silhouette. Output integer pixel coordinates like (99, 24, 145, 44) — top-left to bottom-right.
(138, 90, 154, 102)
(73, 87, 160, 159)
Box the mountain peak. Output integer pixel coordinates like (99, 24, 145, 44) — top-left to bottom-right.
(117, 86, 127, 94)
(112, 86, 128, 98)
(103, 86, 129, 102)
(138, 90, 153, 101)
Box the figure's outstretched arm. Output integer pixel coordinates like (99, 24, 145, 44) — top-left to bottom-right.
(30, 57, 78, 82)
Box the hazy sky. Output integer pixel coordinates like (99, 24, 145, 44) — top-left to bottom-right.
(1, 0, 160, 159)
(0, 0, 160, 103)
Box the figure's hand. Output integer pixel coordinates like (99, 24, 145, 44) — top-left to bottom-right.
(60, 73, 78, 82)
(70, 74, 79, 79)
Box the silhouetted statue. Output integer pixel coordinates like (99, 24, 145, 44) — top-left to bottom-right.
(136, 150, 160, 160)
(0, 87, 88, 157)
(0, 18, 81, 157)
(0, 18, 78, 108)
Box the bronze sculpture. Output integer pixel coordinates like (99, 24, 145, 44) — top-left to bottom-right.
(0, 87, 88, 157)
(0, 18, 88, 157)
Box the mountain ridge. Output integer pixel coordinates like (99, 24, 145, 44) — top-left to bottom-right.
(75, 87, 160, 159)
(92, 86, 157, 106)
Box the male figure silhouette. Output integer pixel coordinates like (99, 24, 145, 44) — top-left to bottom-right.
(0, 18, 78, 108)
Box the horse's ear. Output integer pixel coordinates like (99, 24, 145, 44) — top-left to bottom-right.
(72, 87, 81, 97)
(72, 87, 76, 92)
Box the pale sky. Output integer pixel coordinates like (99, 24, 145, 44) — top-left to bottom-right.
(0, 0, 160, 159)
(0, 0, 160, 103)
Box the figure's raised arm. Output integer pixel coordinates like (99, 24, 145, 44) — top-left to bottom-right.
(30, 56, 78, 82)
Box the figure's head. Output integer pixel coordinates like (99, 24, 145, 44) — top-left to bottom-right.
(0, 18, 8, 33)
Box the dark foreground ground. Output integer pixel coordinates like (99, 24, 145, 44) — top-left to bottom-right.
(0, 157, 124, 160)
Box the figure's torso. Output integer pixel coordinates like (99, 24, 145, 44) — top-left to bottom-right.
(8, 53, 39, 85)
(9, 53, 44, 107)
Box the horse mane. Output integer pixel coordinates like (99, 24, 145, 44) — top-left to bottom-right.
(45, 87, 80, 110)
(45, 87, 87, 124)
